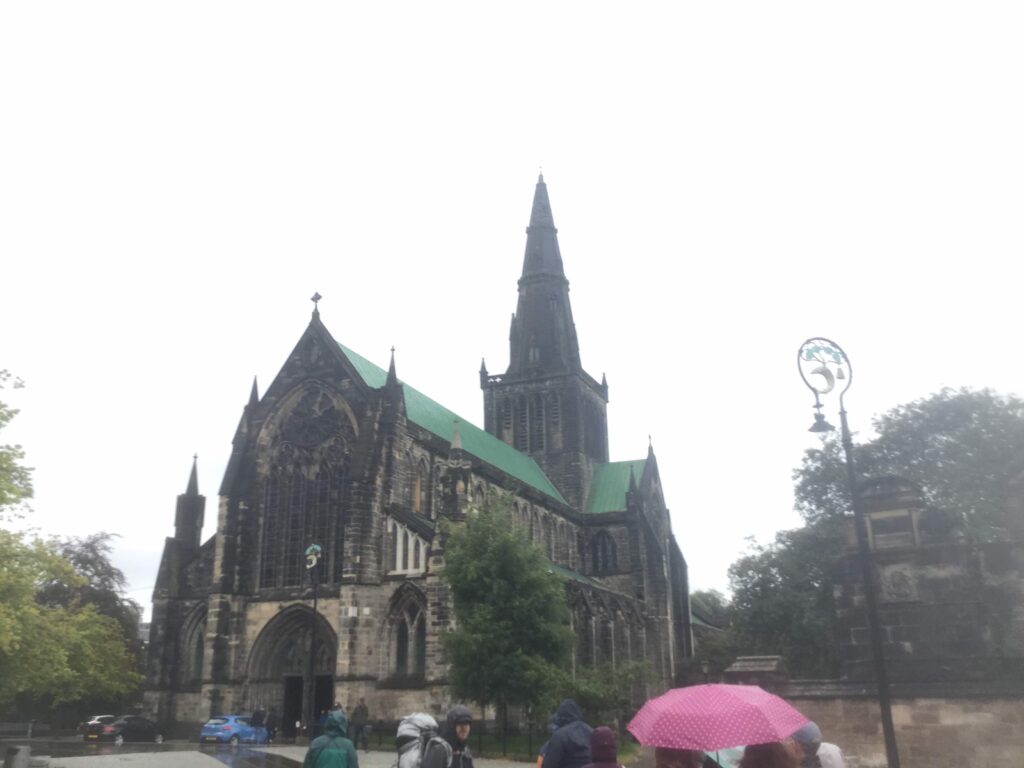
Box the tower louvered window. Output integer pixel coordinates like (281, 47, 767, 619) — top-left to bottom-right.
(515, 396, 528, 450)
(501, 399, 513, 442)
(530, 394, 545, 451)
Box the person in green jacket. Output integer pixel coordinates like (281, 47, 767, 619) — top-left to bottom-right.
(304, 709, 360, 768)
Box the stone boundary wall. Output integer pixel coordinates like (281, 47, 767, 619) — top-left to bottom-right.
(780, 681, 1024, 768)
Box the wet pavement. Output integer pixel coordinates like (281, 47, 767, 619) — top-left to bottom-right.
(2, 742, 528, 768)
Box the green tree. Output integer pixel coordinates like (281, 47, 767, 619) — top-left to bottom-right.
(441, 494, 573, 724)
(794, 388, 1024, 537)
(0, 529, 142, 715)
(38, 532, 142, 645)
(727, 521, 842, 678)
(0, 370, 32, 520)
(564, 661, 649, 730)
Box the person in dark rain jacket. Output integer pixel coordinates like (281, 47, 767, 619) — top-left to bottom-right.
(423, 705, 474, 768)
(541, 700, 593, 768)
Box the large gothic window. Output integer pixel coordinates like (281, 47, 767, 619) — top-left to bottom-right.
(257, 388, 355, 589)
(260, 463, 346, 588)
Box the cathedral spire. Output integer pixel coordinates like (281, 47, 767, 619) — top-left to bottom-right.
(522, 173, 564, 278)
(507, 176, 582, 375)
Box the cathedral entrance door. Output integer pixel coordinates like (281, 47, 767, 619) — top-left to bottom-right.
(283, 675, 303, 738)
(315, 675, 334, 720)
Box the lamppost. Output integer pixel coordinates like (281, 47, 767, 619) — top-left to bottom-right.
(304, 543, 323, 738)
(797, 338, 900, 768)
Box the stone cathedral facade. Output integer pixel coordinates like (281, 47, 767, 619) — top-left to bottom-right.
(144, 177, 692, 731)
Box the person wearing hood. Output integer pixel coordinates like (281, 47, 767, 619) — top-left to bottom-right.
(541, 699, 593, 768)
(581, 727, 621, 768)
(423, 705, 474, 768)
(303, 708, 359, 768)
(789, 722, 844, 768)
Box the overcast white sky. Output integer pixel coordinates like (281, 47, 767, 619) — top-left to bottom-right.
(3, 3, 1024, 620)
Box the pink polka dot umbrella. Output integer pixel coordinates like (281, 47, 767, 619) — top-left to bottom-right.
(627, 684, 809, 751)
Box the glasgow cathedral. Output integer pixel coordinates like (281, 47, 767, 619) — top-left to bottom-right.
(144, 177, 693, 731)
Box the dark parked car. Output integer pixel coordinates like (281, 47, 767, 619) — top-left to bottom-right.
(199, 715, 269, 745)
(83, 715, 164, 746)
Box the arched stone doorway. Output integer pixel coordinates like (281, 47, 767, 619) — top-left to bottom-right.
(247, 605, 337, 737)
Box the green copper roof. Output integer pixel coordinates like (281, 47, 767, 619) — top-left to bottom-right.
(338, 343, 566, 504)
(585, 459, 647, 513)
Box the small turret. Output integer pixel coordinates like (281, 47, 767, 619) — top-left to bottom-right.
(174, 455, 205, 551)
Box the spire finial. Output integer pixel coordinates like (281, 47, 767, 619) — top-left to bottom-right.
(386, 346, 397, 386)
(538, 166, 544, 182)
(248, 376, 259, 408)
(186, 454, 199, 496)
(311, 292, 322, 317)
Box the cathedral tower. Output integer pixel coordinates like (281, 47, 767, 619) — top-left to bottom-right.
(481, 175, 609, 509)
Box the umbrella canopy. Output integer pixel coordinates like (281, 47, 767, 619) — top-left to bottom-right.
(627, 684, 808, 751)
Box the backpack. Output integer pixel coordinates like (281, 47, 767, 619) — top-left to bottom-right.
(396, 713, 452, 768)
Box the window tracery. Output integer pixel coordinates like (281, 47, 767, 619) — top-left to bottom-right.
(387, 517, 428, 576)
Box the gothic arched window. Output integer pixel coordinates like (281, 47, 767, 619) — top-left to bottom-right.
(413, 460, 429, 516)
(592, 530, 617, 575)
(178, 607, 207, 686)
(389, 591, 427, 680)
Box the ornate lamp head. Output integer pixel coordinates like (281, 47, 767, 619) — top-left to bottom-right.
(797, 337, 852, 432)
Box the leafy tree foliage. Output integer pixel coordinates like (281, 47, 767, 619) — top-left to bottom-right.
(0, 370, 32, 520)
(727, 522, 842, 678)
(795, 388, 1024, 537)
(0, 529, 142, 714)
(441, 494, 573, 716)
(38, 532, 142, 644)
(562, 661, 650, 729)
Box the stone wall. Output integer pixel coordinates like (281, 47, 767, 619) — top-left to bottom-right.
(781, 682, 1024, 768)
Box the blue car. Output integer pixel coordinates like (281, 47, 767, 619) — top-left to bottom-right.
(199, 715, 269, 745)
